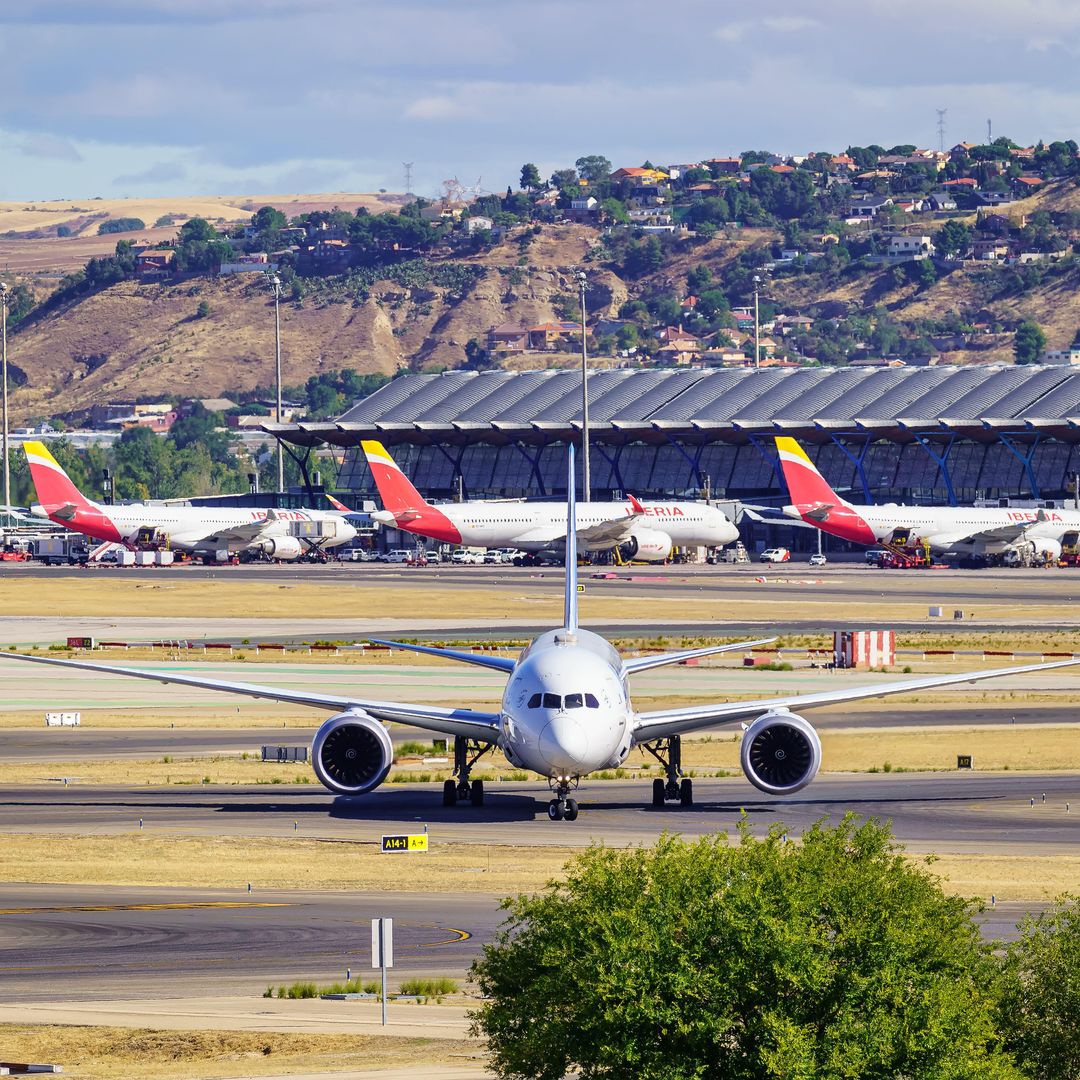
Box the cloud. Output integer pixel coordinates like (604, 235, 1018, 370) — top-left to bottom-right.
(20, 133, 82, 161)
(762, 16, 819, 33)
(113, 160, 187, 185)
(403, 95, 468, 121)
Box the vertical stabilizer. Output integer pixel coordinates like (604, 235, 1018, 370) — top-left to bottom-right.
(361, 441, 430, 514)
(775, 436, 850, 507)
(564, 444, 578, 632)
(23, 441, 96, 511)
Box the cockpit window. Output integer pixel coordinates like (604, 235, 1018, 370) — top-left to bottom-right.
(527, 693, 542, 709)
(564, 693, 583, 709)
(585, 693, 599, 709)
(542, 693, 561, 709)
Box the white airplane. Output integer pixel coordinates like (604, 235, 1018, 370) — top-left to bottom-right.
(776, 435, 1080, 564)
(361, 440, 738, 562)
(2, 445, 1077, 820)
(22, 441, 356, 562)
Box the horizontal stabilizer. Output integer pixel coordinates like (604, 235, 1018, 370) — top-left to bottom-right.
(367, 638, 517, 673)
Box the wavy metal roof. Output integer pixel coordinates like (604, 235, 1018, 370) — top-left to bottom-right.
(329, 366, 1080, 434)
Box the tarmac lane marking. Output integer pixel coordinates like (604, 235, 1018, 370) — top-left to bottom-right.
(0, 901, 291, 915)
(419, 926, 473, 948)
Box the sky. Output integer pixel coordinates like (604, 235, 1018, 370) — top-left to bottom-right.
(2, 0, 1079, 202)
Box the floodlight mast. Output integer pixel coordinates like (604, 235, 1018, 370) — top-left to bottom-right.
(268, 272, 284, 492)
(1, 281, 9, 524)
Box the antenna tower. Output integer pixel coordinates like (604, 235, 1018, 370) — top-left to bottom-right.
(403, 162, 414, 196)
(936, 108, 947, 152)
(987, 118, 992, 143)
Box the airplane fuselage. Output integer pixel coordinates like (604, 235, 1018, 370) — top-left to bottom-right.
(380, 499, 738, 551)
(498, 628, 633, 778)
(34, 500, 353, 554)
(785, 501, 1080, 555)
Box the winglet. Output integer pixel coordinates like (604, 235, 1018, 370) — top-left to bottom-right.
(627, 493, 645, 515)
(565, 444, 578, 633)
(325, 493, 354, 513)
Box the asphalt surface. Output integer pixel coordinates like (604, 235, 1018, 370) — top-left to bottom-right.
(2, 703, 1073, 764)
(0, 772, 1074, 1001)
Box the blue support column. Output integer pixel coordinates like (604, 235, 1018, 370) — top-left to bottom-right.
(510, 440, 546, 496)
(591, 443, 625, 496)
(997, 432, 1044, 500)
(826, 432, 874, 503)
(660, 430, 703, 491)
(744, 432, 782, 491)
(909, 431, 957, 506)
(430, 442, 467, 500)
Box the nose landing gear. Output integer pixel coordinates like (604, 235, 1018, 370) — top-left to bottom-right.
(547, 777, 579, 821)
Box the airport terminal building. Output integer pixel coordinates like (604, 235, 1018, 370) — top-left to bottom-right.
(267, 365, 1080, 510)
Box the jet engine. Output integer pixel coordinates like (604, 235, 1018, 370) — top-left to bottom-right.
(311, 710, 393, 795)
(617, 529, 673, 563)
(739, 710, 821, 796)
(258, 536, 304, 560)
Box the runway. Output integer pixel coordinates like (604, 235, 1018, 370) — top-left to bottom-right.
(0, 772, 1073, 1002)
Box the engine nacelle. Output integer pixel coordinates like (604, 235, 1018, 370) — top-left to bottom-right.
(617, 528, 673, 563)
(311, 711, 393, 795)
(740, 710, 822, 796)
(259, 536, 304, 561)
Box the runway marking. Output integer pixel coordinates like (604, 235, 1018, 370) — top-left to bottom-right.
(0, 901, 291, 915)
(420, 927, 472, 947)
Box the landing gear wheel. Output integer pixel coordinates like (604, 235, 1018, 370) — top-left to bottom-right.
(652, 778, 665, 807)
(470, 779, 484, 807)
(563, 798, 578, 821)
(679, 778, 694, 807)
(442, 779, 457, 807)
(547, 799, 565, 821)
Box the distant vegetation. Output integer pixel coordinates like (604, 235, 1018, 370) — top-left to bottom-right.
(98, 217, 145, 234)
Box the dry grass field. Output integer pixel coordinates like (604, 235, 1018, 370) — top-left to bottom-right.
(0, 830, 1070, 903)
(7, 575, 1080, 629)
(0, 1024, 471, 1080)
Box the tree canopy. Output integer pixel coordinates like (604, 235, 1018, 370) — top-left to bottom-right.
(1014, 319, 1047, 364)
(472, 817, 1020, 1080)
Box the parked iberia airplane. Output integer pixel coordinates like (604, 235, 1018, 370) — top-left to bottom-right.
(361, 440, 739, 560)
(23, 441, 356, 561)
(776, 435, 1080, 563)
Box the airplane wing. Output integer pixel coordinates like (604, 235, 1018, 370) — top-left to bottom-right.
(0, 652, 501, 742)
(739, 506, 820, 530)
(632, 657, 1080, 741)
(515, 500, 642, 547)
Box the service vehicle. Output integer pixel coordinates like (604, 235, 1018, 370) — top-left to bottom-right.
(759, 547, 791, 563)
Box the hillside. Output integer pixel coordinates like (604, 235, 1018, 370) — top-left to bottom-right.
(7, 176, 1080, 423)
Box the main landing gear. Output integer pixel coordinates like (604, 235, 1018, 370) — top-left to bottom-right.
(442, 736, 493, 808)
(642, 734, 693, 808)
(547, 776, 579, 822)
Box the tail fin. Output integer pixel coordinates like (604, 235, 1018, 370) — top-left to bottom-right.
(325, 493, 354, 513)
(564, 444, 578, 632)
(360, 441, 429, 515)
(774, 436, 849, 508)
(23, 441, 96, 511)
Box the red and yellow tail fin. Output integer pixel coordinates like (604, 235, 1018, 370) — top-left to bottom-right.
(23, 441, 95, 511)
(360, 441, 429, 515)
(774, 436, 847, 507)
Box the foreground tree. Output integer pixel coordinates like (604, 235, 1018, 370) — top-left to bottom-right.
(471, 817, 1021, 1080)
(998, 899, 1080, 1080)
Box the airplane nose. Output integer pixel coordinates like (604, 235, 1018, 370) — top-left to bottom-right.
(539, 714, 589, 773)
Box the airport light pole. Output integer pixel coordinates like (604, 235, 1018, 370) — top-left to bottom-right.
(576, 270, 591, 503)
(1, 281, 9, 525)
(752, 274, 761, 370)
(268, 273, 284, 492)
